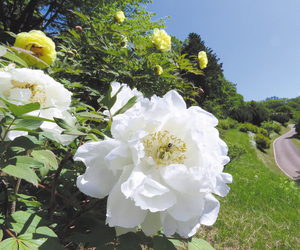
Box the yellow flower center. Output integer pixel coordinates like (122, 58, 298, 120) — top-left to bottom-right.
(9, 80, 47, 106)
(143, 130, 187, 166)
(30, 44, 44, 58)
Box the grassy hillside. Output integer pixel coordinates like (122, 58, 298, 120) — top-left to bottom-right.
(196, 126, 300, 249)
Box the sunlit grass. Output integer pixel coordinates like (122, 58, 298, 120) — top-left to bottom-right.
(196, 127, 300, 249)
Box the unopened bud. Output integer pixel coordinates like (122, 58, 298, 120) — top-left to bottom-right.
(199, 88, 204, 94)
(76, 26, 82, 33)
(66, 51, 75, 57)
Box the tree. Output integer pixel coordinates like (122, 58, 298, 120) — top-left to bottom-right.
(0, 0, 154, 42)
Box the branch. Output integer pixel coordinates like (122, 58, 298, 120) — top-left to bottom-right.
(10, 178, 21, 214)
(0, 0, 8, 30)
(38, 183, 82, 210)
(16, 0, 38, 31)
(49, 148, 72, 221)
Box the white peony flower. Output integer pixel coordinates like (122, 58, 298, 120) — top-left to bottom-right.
(0, 65, 77, 145)
(75, 88, 232, 238)
(103, 82, 143, 118)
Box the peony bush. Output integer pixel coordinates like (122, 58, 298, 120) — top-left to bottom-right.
(0, 2, 232, 249)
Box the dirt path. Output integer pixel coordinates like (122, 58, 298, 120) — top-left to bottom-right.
(273, 124, 300, 179)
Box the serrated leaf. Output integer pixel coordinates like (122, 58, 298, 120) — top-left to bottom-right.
(188, 238, 215, 250)
(152, 236, 177, 250)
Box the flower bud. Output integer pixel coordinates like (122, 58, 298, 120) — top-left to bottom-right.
(154, 65, 163, 75)
(199, 88, 204, 94)
(76, 26, 82, 33)
(71, 49, 78, 55)
(66, 51, 75, 57)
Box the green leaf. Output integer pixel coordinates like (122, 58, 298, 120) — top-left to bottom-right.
(114, 96, 138, 116)
(54, 118, 85, 136)
(12, 119, 43, 130)
(152, 236, 177, 250)
(10, 194, 41, 207)
(169, 239, 187, 249)
(188, 238, 215, 250)
(5, 211, 51, 234)
(21, 115, 56, 123)
(1, 50, 28, 67)
(76, 111, 104, 119)
(1, 158, 41, 186)
(17, 233, 64, 250)
(117, 232, 144, 250)
(9, 135, 42, 150)
(0, 94, 40, 117)
(101, 85, 124, 111)
(0, 237, 18, 249)
(31, 149, 58, 178)
(10, 156, 44, 169)
(0, 229, 3, 241)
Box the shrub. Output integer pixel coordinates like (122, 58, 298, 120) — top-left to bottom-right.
(227, 142, 246, 161)
(238, 122, 258, 133)
(258, 128, 268, 137)
(227, 118, 238, 129)
(273, 122, 282, 133)
(254, 133, 270, 149)
(218, 120, 230, 130)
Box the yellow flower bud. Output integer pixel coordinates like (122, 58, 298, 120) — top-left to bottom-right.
(198, 51, 208, 69)
(151, 29, 171, 52)
(155, 65, 163, 75)
(114, 11, 125, 23)
(14, 30, 56, 68)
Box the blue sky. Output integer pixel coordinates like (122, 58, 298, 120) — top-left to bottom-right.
(146, 0, 300, 102)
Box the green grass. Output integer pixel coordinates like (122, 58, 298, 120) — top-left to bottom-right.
(196, 127, 300, 249)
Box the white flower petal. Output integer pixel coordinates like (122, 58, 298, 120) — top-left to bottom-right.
(122, 171, 176, 212)
(199, 194, 220, 226)
(106, 165, 147, 228)
(141, 212, 162, 236)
